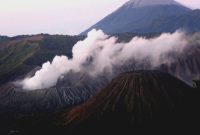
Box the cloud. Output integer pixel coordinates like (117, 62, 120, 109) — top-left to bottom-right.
(19, 29, 188, 90)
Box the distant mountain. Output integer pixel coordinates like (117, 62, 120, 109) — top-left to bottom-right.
(149, 9, 200, 33)
(80, 0, 200, 35)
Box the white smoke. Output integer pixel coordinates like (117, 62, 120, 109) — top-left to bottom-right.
(19, 29, 188, 90)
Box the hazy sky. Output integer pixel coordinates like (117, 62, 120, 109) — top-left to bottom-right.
(0, 0, 199, 36)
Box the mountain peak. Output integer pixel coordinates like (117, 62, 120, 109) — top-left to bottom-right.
(80, 0, 195, 35)
(125, 0, 181, 8)
(64, 71, 193, 133)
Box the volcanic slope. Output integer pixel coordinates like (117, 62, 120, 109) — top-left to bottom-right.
(63, 71, 199, 134)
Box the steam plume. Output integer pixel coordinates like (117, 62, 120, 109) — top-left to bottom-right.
(20, 29, 188, 90)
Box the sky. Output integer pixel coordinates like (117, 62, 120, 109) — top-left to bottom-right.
(0, 0, 199, 36)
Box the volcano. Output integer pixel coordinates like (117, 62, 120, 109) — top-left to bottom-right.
(62, 71, 199, 134)
(81, 0, 200, 35)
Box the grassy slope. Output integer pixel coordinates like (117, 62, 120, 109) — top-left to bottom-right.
(0, 40, 40, 84)
(0, 35, 83, 85)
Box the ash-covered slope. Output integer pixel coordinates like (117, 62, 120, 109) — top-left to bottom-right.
(63, 71, 198, 134)
(80, 0, 200, 35)
(0, 72, 109, 114)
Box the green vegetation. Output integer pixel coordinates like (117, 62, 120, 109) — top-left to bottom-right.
(25, 35, 83, 66)
(0, 41, 39, 84)
(0, 35, 83, 84)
